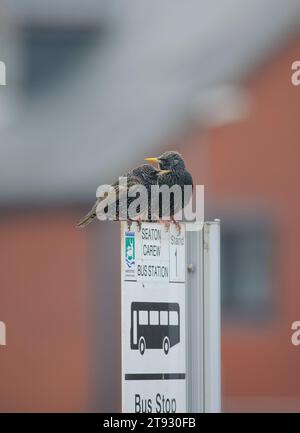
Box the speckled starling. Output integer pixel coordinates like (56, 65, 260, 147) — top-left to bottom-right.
(76, 164, 167, 229)
(145, 151, 193, 231)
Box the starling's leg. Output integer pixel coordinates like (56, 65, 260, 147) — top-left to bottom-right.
(136, 217, 142, 232)
(171, 216, 181, 235)
(127, 219, 133, 231)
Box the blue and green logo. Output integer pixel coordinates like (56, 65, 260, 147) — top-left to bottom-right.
(125, 232, 135, 269)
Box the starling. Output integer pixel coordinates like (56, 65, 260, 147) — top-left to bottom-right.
(145, 151, 193, 232)
(76, 164, 167, 229)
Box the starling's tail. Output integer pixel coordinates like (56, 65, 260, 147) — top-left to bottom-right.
(76, 210, 96, 228)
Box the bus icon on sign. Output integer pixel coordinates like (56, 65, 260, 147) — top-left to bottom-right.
(130, 302, 180, 355)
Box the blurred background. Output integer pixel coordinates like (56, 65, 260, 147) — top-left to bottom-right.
(1, 0, 300, 412)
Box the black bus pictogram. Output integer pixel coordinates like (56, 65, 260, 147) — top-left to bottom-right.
(130, 302, 180, 355)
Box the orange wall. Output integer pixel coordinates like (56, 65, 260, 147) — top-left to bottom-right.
(0, 211, 90, 412)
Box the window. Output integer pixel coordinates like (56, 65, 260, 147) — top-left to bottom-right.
(221, 218, 274, 321)
(160, 311, 168, 325)
(139, 310, 148, 325)
(150, 311, 159, 325)
(21, 25, 100, 95)
(169, 311, 179, 326)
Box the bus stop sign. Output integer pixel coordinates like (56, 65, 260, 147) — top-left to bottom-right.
(121, 221, 221, 413)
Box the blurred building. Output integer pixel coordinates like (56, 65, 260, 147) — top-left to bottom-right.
(180, 34, 300, 411)
(0, 1, 300, 412)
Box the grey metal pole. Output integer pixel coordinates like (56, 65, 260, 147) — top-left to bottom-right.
(203, 220, 221, 412)
(186, 221, 221, 412)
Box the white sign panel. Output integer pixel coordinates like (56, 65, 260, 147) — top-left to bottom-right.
(121, 222, 186, 413)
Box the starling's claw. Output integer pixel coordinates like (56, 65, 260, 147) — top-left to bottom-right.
(164, 220, 171, 232)
(171, 217, 181, 235)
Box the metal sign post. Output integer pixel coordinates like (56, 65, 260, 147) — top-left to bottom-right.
(121, 221, 220, 413)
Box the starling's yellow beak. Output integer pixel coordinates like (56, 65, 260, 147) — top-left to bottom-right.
(159, 169, 171, 175)
(144, 157, 159, 163)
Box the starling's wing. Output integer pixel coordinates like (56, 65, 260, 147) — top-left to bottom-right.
(76, 186, 119, 228)
(182, 170, 193, 207)
(97, 175, 150, 221)
(171, 170, 193, 217)
(76, 174, 143, 228)
(94, 183, 126, 220)
(155, 169, 194, 220)
(121, 183, 150, 221)
(116, 173, 151, 221)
